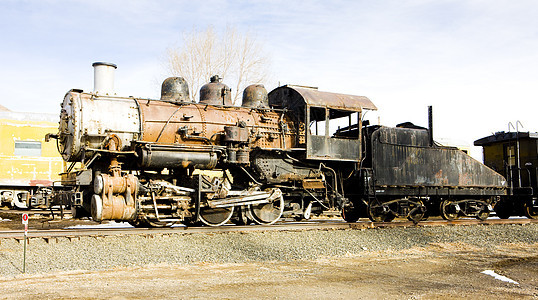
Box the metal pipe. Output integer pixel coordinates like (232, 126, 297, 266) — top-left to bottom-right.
(92, 62, 117, 95)
(428, 106, 433, 147)
(516, 120, 524, 187)
(151, 192, 162, 222)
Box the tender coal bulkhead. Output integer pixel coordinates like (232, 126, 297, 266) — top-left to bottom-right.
(341, 123, 506, 223)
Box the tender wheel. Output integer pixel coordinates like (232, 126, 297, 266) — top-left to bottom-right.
(249, 189, 284, 225)
(407, 200, 426, 223)
(199, 206, 234, 226)
(383, 213, 396, 222)
(440, 200, 459, 221)
(367, 203, 394, 222)
(494, 201, 512, 219)
(476, 210, 490, 221)
(523, 199, 538, 219)
(476, 206, 490, 221)
(342, 205, 360, 223)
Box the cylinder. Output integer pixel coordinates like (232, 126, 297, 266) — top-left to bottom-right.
(138, 149, 218, 169)
(92, 62, 117, 95)
(237, 149, 250, 165)
(224, 126, 249, 142)
(91, 194, 136, 221)
(227, 148, 237, 163)
(95, 173, 138, 196)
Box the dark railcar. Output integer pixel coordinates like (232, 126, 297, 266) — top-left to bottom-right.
(475, 131, 538, 219)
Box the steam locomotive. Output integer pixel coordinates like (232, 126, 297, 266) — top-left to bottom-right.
(46, 62, 510, 227)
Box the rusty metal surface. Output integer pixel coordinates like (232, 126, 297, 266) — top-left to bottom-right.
(138, 100, 297, 150)
(307, 134, 361, 161)
(199, 75, 232, 106)
(367, 126, 507, 192)
(57, 91, 141, 161)
(58, 89, 299, 165)
(241, 84, 269, 108)
(268, 85, 369, 162)
(160, 77, 191, 103)
(302, 178, 325, 189)
(268, 85, 377, 111)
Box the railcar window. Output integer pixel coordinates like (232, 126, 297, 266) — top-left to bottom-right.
(309, 108, 359, 138)
(14, 141, 42, 156)
(329, 110, 359, 137)
(309, 107, 326, 136)
(504, 145, 516, 167)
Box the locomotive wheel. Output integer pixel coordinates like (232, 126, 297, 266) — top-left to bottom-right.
(199, 206, 235, 226)
(523, 200, 538, 219)
(128, 219, 151, 228)
(249, 192, 284, 225)
(406, 200, 426, 223)
(231, 206, 251, 225)
(440, 200, 459, 221)
(367, 204, 394, 222)
(71, 206, 90, 219)
(342, 205, 360, 223)
(129, 218, 178, 228)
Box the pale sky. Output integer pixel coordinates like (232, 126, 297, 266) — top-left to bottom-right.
(1, 0, 537, 159)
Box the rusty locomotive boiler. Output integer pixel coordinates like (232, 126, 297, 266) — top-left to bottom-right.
(47, 62, 509, 227)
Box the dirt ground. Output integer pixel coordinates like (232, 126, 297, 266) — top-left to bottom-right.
(1, 242, 536, 299)
(0, 211, 97, 231)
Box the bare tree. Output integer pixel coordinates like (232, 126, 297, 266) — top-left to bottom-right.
(166, 26, 271, 104)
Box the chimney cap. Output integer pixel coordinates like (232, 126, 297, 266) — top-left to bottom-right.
(92, 62, 117, 69)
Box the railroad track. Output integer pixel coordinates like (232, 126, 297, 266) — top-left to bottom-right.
(1, 218, 537, 242)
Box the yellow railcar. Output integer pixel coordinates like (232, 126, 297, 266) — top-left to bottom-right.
(0, 110, 64, 208)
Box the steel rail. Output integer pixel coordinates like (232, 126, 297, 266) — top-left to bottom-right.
(1, 218, 537, 241)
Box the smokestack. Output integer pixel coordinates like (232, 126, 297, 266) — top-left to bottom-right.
(428, 106, 433, 147)
(92, 62, 117, 95)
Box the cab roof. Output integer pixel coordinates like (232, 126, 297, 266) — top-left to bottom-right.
(268, 85, 377, 111)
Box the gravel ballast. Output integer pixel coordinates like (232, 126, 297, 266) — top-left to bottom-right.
(0, 224, 537, 277)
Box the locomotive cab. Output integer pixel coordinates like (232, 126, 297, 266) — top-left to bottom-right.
(268, 85, 377, 162)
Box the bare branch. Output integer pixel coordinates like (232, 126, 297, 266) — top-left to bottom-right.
(165, 26, 271, 104)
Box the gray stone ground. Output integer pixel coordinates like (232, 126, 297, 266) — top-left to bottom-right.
(0, 224, 536, 277)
